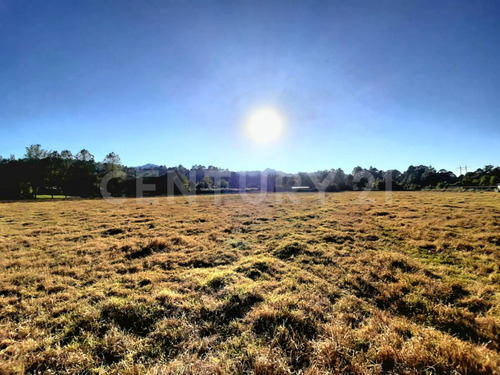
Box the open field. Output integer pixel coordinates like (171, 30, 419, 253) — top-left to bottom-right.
(0, 192, 499, 374)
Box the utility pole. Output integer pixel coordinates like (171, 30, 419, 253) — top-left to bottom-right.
(460, 165, 470, 185)
(457, 165, 470, 185)
(457, 165, 470, 176)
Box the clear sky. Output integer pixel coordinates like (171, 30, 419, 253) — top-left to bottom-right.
(1, 0, 499, 173)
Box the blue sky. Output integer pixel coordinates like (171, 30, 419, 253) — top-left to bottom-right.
(1, 0, 499, 173)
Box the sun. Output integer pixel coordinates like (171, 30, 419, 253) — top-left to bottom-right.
(246, 108, 284, 143)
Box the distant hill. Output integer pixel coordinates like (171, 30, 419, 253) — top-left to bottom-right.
(135, 163, 161, 169)
(243, 168, 292, 177)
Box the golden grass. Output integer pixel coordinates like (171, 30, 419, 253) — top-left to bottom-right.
(0, 192, 499, 374)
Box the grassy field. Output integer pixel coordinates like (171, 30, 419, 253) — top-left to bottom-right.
(0, 192, 499, 374)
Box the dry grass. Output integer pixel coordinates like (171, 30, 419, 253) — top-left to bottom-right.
(0, 192, 499, 374)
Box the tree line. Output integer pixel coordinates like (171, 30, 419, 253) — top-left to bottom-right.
(0, 145, 499, 200)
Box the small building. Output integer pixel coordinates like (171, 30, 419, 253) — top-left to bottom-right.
(291, 186, 316, 192)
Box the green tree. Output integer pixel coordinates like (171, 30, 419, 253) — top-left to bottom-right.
(103, 152, 122, 171)
(68, 150, 97, 197)
(24, 144, 48, 197)
(24, 144, 47, 160)
(75, 149, 94, 162)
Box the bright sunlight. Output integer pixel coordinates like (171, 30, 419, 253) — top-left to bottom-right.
(246, 108, 284, 143)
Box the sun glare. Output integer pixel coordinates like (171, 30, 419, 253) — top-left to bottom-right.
(246, 108, 284, 143)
